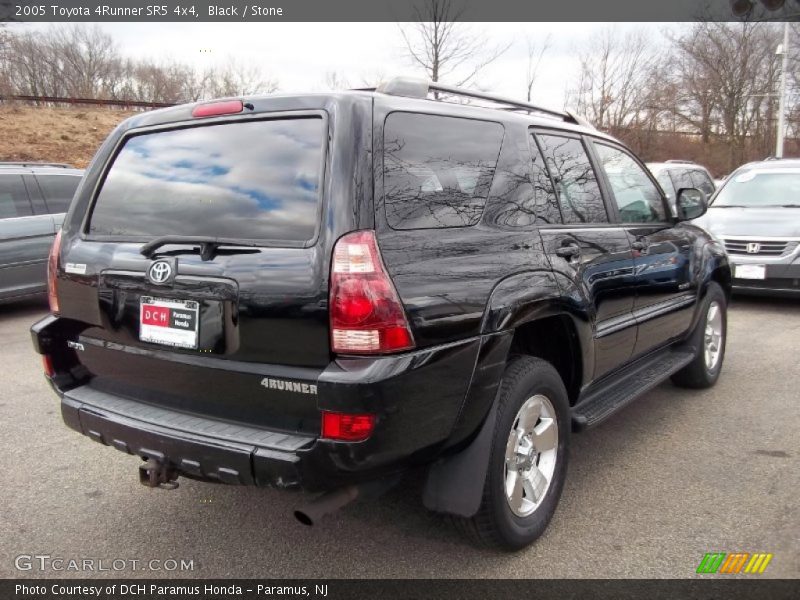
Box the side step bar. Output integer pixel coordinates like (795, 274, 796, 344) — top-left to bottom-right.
(572, 348, 695, 430)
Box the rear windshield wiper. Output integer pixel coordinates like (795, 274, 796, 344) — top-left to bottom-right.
(140, 236, 263, 260)
(711, 204, 747, 208)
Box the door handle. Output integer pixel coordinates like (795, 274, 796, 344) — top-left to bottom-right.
(555, 243, 581, 259)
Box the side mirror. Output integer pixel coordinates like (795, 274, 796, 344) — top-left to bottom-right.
(675, 187, 707, 221)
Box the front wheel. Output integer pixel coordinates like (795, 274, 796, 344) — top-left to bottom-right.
(671, 281, 727, 389)
(455, 356, 570, 550)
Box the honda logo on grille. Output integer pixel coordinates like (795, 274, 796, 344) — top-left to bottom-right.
(148, 260, 173, 284)
(746, 243, 761, 254)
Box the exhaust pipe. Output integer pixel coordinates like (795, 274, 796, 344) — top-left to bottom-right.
(294, 485, 360, 526)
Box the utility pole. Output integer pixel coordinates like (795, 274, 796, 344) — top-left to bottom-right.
(776, 21, 789, 158)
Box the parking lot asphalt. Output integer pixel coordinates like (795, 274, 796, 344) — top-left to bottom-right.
(1, 296, 798, 579)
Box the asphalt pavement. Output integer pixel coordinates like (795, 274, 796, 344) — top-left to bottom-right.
(1, 296, 797, 578)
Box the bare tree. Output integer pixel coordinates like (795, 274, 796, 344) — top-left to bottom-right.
(785, 23, 800, 141)
(0, 23, 10, 95)
(321, 71, 351, 91)
(669, 22, 782, 169)
(567, 27, 656, 132)
(199, 58, 278, 98)
(127, 59, 197, 103)
(358, 69, 387, 89)
(524, 34, 551, 102)
(51, 25, 123, 98)
(399, 0, 509, 87)
(1, 25, 278, 104)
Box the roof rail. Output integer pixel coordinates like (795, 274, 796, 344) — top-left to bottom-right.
(375, 77, 595, 129)
(0, 161, 73, 169)
(665, 159, 696, 164)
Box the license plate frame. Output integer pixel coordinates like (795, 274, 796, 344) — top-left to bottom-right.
(139, 296, 200, 349)
(735, 264, 766, 280)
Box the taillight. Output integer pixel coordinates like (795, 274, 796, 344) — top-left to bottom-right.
(321, 412, 375, 442)
(47, 229, 62, 314)
(42, 355, 55, 378)
(191, 100, 244, 118)
(330, 230, 414, 354)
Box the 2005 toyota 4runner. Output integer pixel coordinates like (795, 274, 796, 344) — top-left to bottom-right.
(32, 78, 730, 549)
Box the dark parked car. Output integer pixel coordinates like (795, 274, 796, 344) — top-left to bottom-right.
(695, 158, 800, 296)
(31, 78, 730, 549)
(0, 163, 83, 303)
(647, 160, 716, 214)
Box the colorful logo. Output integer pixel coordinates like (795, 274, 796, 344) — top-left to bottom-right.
(696, 552, 773, 574)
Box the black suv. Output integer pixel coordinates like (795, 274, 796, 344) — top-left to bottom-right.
(32, 78, 731, 549)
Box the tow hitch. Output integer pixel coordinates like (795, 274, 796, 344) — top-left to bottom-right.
(138, 457, 179, 490)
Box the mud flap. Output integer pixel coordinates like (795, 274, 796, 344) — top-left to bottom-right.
(421, 398, 497, 518)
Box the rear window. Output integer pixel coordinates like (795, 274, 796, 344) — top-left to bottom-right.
(383, 112, 504, 229)
(89, 117, 325, 244)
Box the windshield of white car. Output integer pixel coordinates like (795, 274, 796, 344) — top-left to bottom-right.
(713, 170, 800, 207)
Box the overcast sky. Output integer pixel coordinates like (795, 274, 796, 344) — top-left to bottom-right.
(22, 22, 678, 108)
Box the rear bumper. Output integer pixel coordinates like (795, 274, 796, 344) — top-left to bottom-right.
(60, 385, 313, 488)
(34, 314, 490, 492)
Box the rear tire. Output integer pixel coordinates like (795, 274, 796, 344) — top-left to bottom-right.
(671, 282, 727, 389)
(455, 356, 570, 550)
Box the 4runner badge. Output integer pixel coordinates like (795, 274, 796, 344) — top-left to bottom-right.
(260, 377, 318, 395)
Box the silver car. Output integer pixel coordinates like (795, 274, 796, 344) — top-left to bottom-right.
(0, 163, 84, 303)
(695, 158, 800, 296)
(647, 160, 717, 215)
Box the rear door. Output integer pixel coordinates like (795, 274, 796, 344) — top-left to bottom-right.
(0, 172, 56, 299)
(532, 131, 639, 380)
(591, 142, 696, 356)
(58, 114, 337, 433)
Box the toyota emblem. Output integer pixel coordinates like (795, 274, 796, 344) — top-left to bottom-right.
(148, 260, 173, 284)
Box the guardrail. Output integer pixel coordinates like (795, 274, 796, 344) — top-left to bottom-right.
(0, 95, 176, 109)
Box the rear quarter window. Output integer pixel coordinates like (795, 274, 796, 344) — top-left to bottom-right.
(35, 174, 81, 213)
(88, 117, 325, 244)
(383, 112, 504, 230)
(690, 169, 715, 196)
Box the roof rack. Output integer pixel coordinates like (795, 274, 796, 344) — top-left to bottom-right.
(373, 77, 595, 130)
(0, 162, 73, 169)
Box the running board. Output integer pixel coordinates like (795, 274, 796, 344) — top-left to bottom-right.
(571, 348, 695, 431)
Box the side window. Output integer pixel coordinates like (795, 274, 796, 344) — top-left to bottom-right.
(483, 133, 560, 228)
(0, 175, 34, 219)
(525, 138, 561, 225)
(595, 144, 667, 223)
(536, 134, 607, 224)
(690, 169, 715, 196)
(383, 112, 504, 230)
(35, 174, 80, 213)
